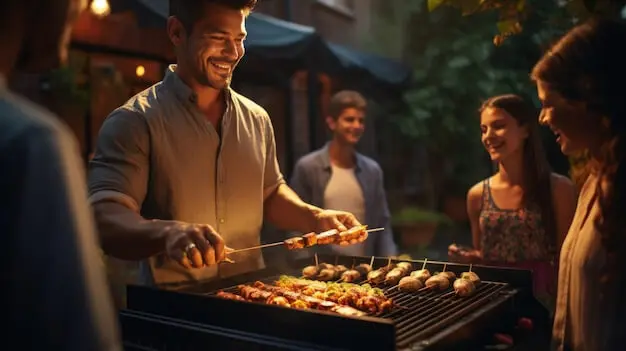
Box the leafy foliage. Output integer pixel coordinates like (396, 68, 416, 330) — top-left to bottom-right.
(430, 0, 626, 45)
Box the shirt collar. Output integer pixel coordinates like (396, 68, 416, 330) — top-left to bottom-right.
(163, 64, 233, 107)
(320, 142, 363, 172)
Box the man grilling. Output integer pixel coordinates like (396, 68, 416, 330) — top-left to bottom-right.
(88, 0, 363, 285)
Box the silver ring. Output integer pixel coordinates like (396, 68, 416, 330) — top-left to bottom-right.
(184, 243, 197, 252)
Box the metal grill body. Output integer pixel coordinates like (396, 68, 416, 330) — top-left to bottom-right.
(122, 255, 551, 350)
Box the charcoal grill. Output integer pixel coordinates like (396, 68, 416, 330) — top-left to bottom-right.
(122, 255, 551, 350)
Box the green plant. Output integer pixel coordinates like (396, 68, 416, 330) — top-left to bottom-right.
(392, 207, 453, 226)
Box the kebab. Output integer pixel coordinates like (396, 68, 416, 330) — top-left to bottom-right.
(223, 284, 365, 316)
(424, 265, 456, 291)
(284, 226, 371, 250)
(250, 282, 368, 317)
(367, 258, 395, 284)
(409, 259, 431, 282)
(274, 276, 393, 314)
(383, 261, 413, 285)
(454, 267, 481, 297)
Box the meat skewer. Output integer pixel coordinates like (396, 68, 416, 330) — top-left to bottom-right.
(410, 258, 431, 282)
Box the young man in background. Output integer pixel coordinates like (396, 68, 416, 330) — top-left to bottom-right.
(290, 90, 398, 257)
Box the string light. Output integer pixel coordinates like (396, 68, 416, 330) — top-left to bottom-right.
(90, 0, 110, 17)
(135, 65, 146, 78)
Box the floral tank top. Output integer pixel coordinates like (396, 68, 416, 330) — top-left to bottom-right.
(479, 178, 557, 313)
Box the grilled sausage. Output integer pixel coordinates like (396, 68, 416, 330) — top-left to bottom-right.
(398, 276, 424, 292)
(333, 265, 348, 279)
(384, 268, 407, 285)
(341, 269, 361, 282)
(318, 268, 336, 281)
(425, 275, 450, 290)
(367, 269, 387, 284)
(461, 271, 481, 285)
(302, 265, 319, 278)
(410, 269, 431, 282)
(355, 263, 372, 276)
(396, 262, 413, 273)
(453, 278, 476, 297)
(440, 271, 456, 282)
(216, 291, 246, 301)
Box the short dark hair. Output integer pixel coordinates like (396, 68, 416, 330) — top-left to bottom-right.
(169, 0, 257, 34)
(328, 90, 367, 119)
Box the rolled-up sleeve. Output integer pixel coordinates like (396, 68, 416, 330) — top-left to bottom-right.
(261, 113, 285, 200)
(88, 108, 150, 212)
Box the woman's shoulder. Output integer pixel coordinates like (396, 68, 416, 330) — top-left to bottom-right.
(550, 172, 576, 195)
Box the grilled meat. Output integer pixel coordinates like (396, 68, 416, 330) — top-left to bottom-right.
(410, 269, 431, 282)
(453, 278, 476, 297)
(284, 237, 305, 250)
(318, 268, 336, 281)
(355, 263, 372, 276)
(398, 276, 424, 292)
(333, 265, 348, 279)
(216, 291, 246, 301)
(341, 269, 361, 282)
(302, 265, 319, 278)
(461, 271, 481, 285)
(317, 229, 340, 245)
(440, 271, 457, 282)
(384, 267, 407, 285)
(396, 262, 413, 272)
(302, 232, 317, 247)
(425, 274, 451, 290)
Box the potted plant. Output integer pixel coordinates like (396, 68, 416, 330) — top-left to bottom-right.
(392, 207, 452, 250)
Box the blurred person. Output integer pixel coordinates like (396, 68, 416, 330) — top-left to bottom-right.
(448, 94, 577, 313)
(88, 0, 363, 285)
(532, 17, 626, 351)
(290, 90, 398, 257)
(0, 0, 121, 350)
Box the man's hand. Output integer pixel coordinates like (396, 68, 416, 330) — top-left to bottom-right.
(161, 222, 226, 269)
(313, 209, 366, 245)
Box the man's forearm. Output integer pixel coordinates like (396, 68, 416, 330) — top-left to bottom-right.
(93, 201, 168, 260)
(264, 184, 321, 233)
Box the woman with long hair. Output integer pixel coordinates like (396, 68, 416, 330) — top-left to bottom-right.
(531, 17, 626, 350)
(448, 94, 577, 313)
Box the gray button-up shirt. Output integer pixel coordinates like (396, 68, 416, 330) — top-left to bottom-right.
(290, 144, 397, 257)
(0, 75, 121, 350)
(88, 65, 285, 284)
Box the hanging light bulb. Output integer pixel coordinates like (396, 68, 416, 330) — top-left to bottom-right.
(90, 0, 111, 17)
(135, 65, 146, 78)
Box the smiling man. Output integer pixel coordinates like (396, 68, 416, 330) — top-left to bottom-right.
(290, 90, 398, 257)
(88, 0, 364, 285)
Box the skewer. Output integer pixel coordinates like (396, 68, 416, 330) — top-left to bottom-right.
(314, 253, 319, 267)
(228, 227, 385, 254)
(421, 258, 427, 270)
(469, 264, 473, 272)
(369, 256, 375, 267)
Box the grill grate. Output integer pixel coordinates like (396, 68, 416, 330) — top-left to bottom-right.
(205, 270, 509, 349)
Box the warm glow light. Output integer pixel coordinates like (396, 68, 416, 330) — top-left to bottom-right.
(135, 65, 146, 77)
(90, 0, 110, 17)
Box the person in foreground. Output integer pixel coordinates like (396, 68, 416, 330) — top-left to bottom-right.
(532, 17, 626, 351)
(88, 0, 362, 285)
(290, 90, 397, 257)
(448, 94, 577, 313)
(0, 0, 121, 350)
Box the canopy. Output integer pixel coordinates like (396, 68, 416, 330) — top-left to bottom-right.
(115, 0, 412, 89)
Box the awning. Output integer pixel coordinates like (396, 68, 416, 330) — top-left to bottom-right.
(113, 0, 412, 89)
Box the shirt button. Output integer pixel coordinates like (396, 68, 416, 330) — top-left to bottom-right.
(219, 218, 225, 224)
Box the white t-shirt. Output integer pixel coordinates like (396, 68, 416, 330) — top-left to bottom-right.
(323, 164, 366, 256)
